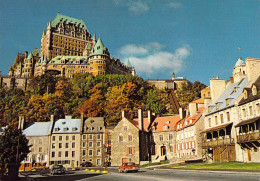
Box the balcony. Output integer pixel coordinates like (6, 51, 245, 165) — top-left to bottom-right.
(202, 138, 235, 148)
(237, 131, 260, 143)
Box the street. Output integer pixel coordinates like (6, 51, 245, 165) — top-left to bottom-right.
(19, 167, 260, 181)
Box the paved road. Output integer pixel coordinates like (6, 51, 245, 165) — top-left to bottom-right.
(20, 167, 260, 181)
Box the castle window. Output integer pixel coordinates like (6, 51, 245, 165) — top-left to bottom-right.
(215, 116, 218, 125)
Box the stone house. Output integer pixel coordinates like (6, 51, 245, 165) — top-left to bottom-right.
(19, 116, 54, 170)
(175, 106, 205, 162)
(49, 116, 82, 168)
(235, 75, 260, 162)
(111, 110, 153, 166)
(81, 117, 105, 166)
(150, 115, 181, 162)
(104, 126, 114, 166)
(202, 57, 260, 162)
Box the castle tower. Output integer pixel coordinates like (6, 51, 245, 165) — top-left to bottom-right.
(233, 57, 246, 83)
(88, 37, 109, 76)
(125, 59, 136, 76)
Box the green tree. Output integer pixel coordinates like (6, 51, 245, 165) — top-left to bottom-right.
(0, 126, 30, 179)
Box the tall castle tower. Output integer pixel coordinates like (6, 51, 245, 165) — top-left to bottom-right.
(40, 13, 94, 61)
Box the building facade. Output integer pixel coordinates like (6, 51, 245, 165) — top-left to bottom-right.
(81, 117, 105, 166)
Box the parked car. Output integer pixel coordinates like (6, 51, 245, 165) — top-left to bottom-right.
(118, 162, 139, 173)
(80, 161, 92, 167)
(50, 165, 65, 175)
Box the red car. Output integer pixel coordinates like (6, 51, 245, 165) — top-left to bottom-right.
(118, 162, 139, 173)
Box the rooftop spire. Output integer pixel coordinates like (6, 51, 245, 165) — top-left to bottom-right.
(42, 29, 46, 38)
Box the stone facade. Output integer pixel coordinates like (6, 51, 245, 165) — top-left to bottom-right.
(81, 117, 105, 166)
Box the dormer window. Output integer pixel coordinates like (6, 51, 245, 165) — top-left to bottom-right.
(163, 126, 168, 131)
(225, 99, 229, 106)
(97, 46, 100, 50)
(90, 120, 94, 123)
(63, 127, 68, 131)
(252, 85, 257, 96)
(243, 90, 248, 99)
(54, 128, 59, 132)
(185, 121, 188, 125)
(180, 124, 182, 128)
(208, 106, 211, 113)
(89, 126, 94, 131)
(72, 127, 77, 131)
(215, 103, 219, 110)
(190, 120, 192, 124)
(62, 122, 66, 125)
(177, 125, 179, 129)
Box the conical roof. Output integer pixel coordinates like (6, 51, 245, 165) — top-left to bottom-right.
(91, 37, 109, 55)
(27, 52, 33, 60)
(92, 33, 96, 42)
(47, 22, 51, 30)
(42, 29, 46, 38)
(125, 59, 132, 68)
(85, 43, 92, 50)
(235, 57, 245, 67)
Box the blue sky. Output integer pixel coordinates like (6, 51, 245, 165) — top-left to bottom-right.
(0, 0, 259, 85)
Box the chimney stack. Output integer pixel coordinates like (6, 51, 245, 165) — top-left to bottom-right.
(179, 107, 186, 119)
(148, 110, 152, 123)
(189, 102, 198, 116)
(122, 110, 125, 118)
(138, 109, 143, 130)
(51, 115, 54, 122)
(18, 116, 25, 130)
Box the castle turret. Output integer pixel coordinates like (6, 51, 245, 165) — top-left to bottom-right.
(233, 57, 246, 83)
(88, 37, 109, 76)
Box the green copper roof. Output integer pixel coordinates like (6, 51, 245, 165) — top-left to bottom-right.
(92, 33, 96, 42)
(51, 13, 89, 32)
(49, 56, 88, 64)
(125, 59, 132, 68)
(32, 48, 39, 57)
(47, 22, 51, 30)
(235, 57, 245, 67)
(42, 29, 46, 38)
(91, 37, 109, 56)
(27, 52, 33, 60)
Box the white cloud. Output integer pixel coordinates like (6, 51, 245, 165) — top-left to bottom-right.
(113, 0, 150, 15)
(119, 42, 165, 56)
(169, 2, 183, 9)
(129, 1, 149, 14)
(118, 43, 191, 76)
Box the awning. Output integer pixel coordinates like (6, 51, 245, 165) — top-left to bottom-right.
(235, 116, 260, 127)
(201, 122, 233, 133)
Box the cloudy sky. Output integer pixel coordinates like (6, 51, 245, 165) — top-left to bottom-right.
(0, 0, 259, 84)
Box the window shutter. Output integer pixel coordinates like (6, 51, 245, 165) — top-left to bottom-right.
(126, 147, 128, 155)
(132, 147, 135, 154)
(174, 145, 176, 153)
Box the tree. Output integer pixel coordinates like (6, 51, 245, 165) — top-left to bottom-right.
(0, 126, 30, 179)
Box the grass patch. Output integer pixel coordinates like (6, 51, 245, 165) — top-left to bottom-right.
(164, 162, 260, 171)
(140, 160, 169, 168)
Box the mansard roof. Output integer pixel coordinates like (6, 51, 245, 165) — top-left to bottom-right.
(23, 121, 53, 136)
(51, 13, 88, 32)
(53, 118, 81, 134)
(49, 56, 88, 64)
(27, 52, 33, 60)
(206, 77, 249, 115)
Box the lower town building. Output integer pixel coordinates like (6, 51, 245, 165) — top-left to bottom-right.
(104, 127, 113, 166)
(150, 115, 180, 162)
(81, 117, 105, 166)
(175, 105, 205, 162)
(235, 76, 260, 162)
(49, 116, 82, 168)
(19, 117, 54, 170)
(111, 110, 152, 166)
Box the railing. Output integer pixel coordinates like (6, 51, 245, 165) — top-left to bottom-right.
(237, 131, 260, 143)
(202, 138, 235, 148)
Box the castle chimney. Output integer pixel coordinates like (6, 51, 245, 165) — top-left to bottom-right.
(189, 103, 198, 117)
(209, 78, 226, 103)
(138, 109, 143, 130)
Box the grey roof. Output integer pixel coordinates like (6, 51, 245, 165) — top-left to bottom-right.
(207, 77, 249, 115)
(53, 119, 81, 134)
(23, 122, 53, 136)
